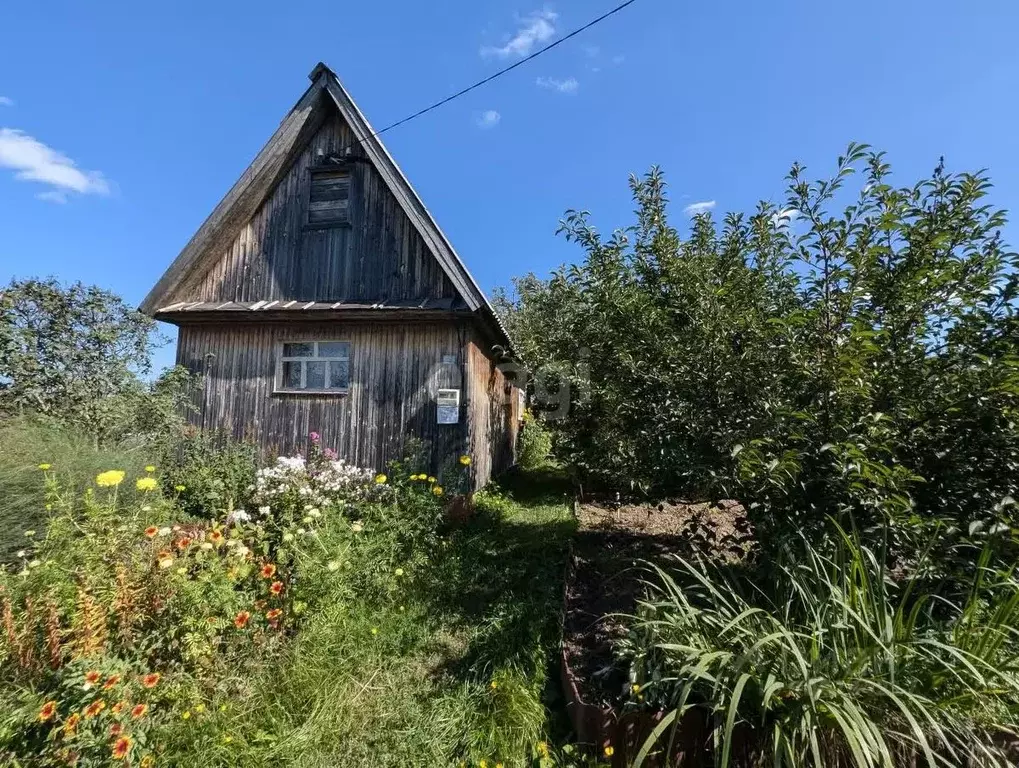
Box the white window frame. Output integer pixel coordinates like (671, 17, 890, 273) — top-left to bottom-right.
(274, 340, 351, 395)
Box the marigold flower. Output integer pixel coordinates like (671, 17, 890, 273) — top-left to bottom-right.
(84, 670, 101, 685)
(110, 722, 123, 736)
(38, 463, 52, 470)
(136, 477, 158, 492)
(374, 473, 388, 485)
(269, 581, 284, 596)
(234, 611, 251, 629)
(64, 712, 80, 734)
(209, 529, 224, 544)
(131, 703, 149, 719)
(111, 700, 125, 714)
(141, 672, 161, 689)
(84, 699, 106, 718)
(459, 455, 471, 466)
(112, 735, 132, 760)
(260, 563, 276, 579)
(96, 470, 125, 487)
(266, 608, 282, 622)
(103, 674, 121, 690)
(38, 700, 57, 722)
(432, 485, 444, 497)
(144, 526, 159, 538)
(176, 537, 192, 550)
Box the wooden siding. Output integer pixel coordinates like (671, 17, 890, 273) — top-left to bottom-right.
(177, 321, 469, 472)
(466, 334, 519, 488)
(170, 107, 458, 306)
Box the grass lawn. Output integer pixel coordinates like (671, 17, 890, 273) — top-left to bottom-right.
(178, 467, 579, 767)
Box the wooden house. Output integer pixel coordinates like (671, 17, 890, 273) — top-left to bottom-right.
(141, 63, 519, 488)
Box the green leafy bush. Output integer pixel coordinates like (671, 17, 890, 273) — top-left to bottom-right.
(158, 431, 258, 519)
(517, 411, 553, 470)
(617, 526, 1019, 767)
(500, 147, 1019, 556)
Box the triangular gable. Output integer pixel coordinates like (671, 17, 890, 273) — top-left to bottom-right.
(141, 63, 506, 344)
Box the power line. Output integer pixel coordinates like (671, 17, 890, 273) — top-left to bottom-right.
(367, 0, 640, 142)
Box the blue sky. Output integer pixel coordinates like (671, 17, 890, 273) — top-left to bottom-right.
(2, 0, 1018, 373)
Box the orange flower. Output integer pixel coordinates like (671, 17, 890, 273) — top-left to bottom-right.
(84, 670, 101, 685)
(112, 735, 132, 760)
(144, 526, 159, 538)
(260, 563, 276, 579)
(266, 608, 282, 622)
(130, 703, 149, 719)
(84, 699, 106, 718)
(110, 722, 123, 736)
(141, 673, 161, 689)
(111, 701, 125, 715)
(38, 700, 57, 722)
(63, 712, 80, 734)
(234, 611, 251, 629)
(103, 674, 121, 690)
(209, 529, 223, 544)
(176, 537, 192, 550)
(269, 580, 284, 596)
(140, 755, 155, 768)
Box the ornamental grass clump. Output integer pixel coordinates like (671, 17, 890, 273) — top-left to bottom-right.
(619, 525, 1019, 767)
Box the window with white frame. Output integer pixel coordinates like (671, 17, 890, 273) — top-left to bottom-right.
(276, 341, 350, 393)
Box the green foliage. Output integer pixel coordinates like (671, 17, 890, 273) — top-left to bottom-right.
(618, 527, 1019, 767)
(159, 431, 258, 519)
(517, 412, 553, 471)
(0, 278, 193, 446)
(502, 148, 1019, 553)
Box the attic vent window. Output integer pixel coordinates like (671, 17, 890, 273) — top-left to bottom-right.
(275, 341, 350, 394)
(306, 169, 351, 228)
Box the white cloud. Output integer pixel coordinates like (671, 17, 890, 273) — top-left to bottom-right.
(476, 110, 501, 129)
(683, 200, 716, 216)
(611, 54, 626, 65)
(0, 96, 13, 107)
(0, 128, 109, 201)
(536, 76, 579, 93)
(771, 208, 800, 229)
(481, 9, 557, 59)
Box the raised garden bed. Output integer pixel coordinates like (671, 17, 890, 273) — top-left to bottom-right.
(561, 498, 751, 765)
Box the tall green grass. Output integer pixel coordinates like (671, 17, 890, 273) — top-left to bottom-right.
(0, 417, 151, 560)
(621, 526, 1019, 767)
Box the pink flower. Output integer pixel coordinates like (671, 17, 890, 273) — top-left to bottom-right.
(309, 432, 320, 443)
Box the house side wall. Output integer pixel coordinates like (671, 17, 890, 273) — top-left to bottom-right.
(466, 335, 519, 488)
(170, 109, 458, 305)
(176, 320, 469, 472)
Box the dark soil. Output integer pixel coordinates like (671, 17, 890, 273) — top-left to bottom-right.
(563, 498, 751, 707)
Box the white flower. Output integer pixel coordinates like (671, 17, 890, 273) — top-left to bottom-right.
(233, 545, 250, 557)
(296, 528, 306, 536)
(309, 509, 322, 519)
(16, 550, 26, 558)
(28, 559, 41, 568)
(282, 532, 295, 543)
(200, 542, 213, 551)
(141, 505, 152, 512)
(226, 510, 251, 525)
(158, 557, 174, 569)
(351, 521, 364, 533)
(158, 527, 171, 536)
(302, 516, 313, 524)
(258, 506, 271, 516)
(327, 561, 341, 571)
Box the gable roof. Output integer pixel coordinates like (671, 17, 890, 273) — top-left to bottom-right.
(141, 62, 509, 347)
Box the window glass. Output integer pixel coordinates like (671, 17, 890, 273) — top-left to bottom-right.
(318, 341, 349, 358)
(306, 361, 327, 389)
(282, 361, 302, 389)
(283, 342, 314, 358)
(328, 360, 350, 389)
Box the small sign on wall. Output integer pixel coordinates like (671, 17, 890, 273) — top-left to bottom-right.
(437, 388, 461, 424)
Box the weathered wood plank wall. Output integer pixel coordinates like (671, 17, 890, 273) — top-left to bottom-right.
(169, 106, 458, 306)
(466, 335, 519, 488)
(177, 320, 469, 472)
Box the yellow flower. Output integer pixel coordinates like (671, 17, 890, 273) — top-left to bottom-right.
(145, 465, 156, 473)
(479, 761, 487, 768)
(223, 734, 233, 744)
(427, 476, 436, 483)
(194, 703, 205, 714)
(136, 477, 158, 492)
(431, 485, 444, 497)
(174, 484, 186, 492)
(140, 756, 155, 768)
(96, 470, 126, 487)
(604, 745, 614, 757)
(394, 568, 404, 577)
(496, 763, 504, 768)
(459, 455, 471, 466)
(371, 627, 379, 635)
(374, 473, 388, 485)
(181, 711, 191, 720)
(537, 741, 549, 757)
(38, 463, 52, 471)
(490, 680, 498, 690)
(631, 683, 641, 694)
